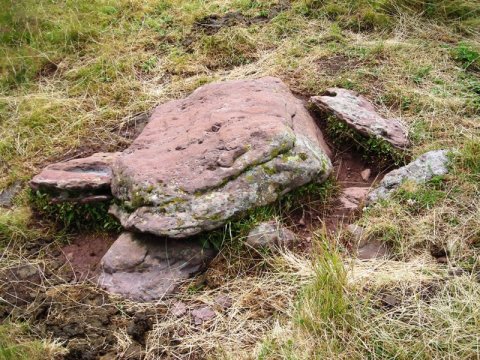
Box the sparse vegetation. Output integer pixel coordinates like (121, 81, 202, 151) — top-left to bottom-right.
(1, 0, 479, 358)
(0, 322, 64, 360)
(29, 191, 121, 232)
(325, 115, 406, 167)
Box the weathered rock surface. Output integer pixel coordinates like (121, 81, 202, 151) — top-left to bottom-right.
(30, 152, 120, 202)
(246, 220, 296, 250)
(110, 77, 332, 238)
(367, 150, 450, 203)
(339, 187, 370, 210)
(357, 240, 390, 260)
(360, 168, 371, 182)
(310, 88, 409, 149)
(0, 181, 22, 207)
(98, 233, 215, 301)
(191, 306, 216, 325)
(345, 224, 365, 244)
(346, 224, 389, 259)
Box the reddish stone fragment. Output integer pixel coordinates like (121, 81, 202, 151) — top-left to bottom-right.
(311, 88, 409, 149)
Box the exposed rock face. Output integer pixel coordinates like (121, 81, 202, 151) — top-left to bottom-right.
(98, 233, 215, 302)
(246, 220, 296, 250)
(357, 241, 390, 260)
(367, 150, 450, 203)
(310, 88, 409, 149)
(110, 77, 332, 238)
(0, 181, 22, 207)
(339, 187, 370, 210)
(191, 307, 216, 325)
(346, 224, 389, 259)
(30, 152, 120, 203)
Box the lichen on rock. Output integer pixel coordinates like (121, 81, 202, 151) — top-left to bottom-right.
(109, 77, 332, 238)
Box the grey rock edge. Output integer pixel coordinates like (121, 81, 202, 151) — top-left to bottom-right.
(310, 88, 409, 149)
(367, 149, 450, 203)
(110, 77, 332, 238)
(346, 224, 390, 260)
(98, 232, 215, 302)
(0, 181, 22, 207)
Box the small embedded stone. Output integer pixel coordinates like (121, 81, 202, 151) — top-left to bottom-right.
(191, 306, 216, 325)
(214, 295, 233, 309)
(171, 302, 187, 317)
(360, 168, 371, 181)
(246, 221, 296, 250)
(367, 150, 450, 203)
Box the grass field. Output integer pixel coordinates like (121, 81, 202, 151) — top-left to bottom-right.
(0, 0, 479, 358)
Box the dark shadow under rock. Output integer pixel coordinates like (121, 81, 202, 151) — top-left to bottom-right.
(98, 233, 216, 302)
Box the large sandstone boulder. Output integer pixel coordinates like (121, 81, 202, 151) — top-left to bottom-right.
(310, 88, 409, 149)
(109, 77, 332, 238)
(98, 232, 215, 301)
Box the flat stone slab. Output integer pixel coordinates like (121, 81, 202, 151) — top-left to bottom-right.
(30, 152, 120, 202)
(367, 150, 450, 203)
(310, 88, 409, 149)
(357, 240, 389, 260)
(246, 220, 296, 250)
(110, 77, 332, 238)
(339, 187, 370, 210)
(98, 232, 215, 301)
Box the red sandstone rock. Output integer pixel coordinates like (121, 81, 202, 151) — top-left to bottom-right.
(30, 152, 120, 202)
(310, 88, 409, 149)
(339, 187, 370, 210)
(110, 77, 332, 238)
(98, 232, 215, 302)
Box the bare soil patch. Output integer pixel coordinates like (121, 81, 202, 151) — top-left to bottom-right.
(194, 1, 290, 35)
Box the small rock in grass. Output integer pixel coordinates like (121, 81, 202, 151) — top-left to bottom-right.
(14, 264, 39, 280)
(367, 150, 450, 204)
(360, 168, 371, 181)
(345, 224, 366, 245)
(191, 306, 215, 325)
(0, 181, 22, 208)
(214, 295, 233, 309)
(171, 302, 187, 317)
(381, 294, 399, 307)
(357, 240, 389, 260)
(339, 187, 369, 210)
(436, 256, 448, 264)
(246, 221, 296, 250)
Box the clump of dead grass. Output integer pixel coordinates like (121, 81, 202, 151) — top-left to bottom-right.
(257, 241, 480, 359)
